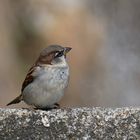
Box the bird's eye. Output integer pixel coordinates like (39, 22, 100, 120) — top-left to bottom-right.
(55, 51, 64, 58)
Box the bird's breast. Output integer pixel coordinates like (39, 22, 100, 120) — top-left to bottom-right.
(37, 66, 69, 90)
(23, 66, 69, 107)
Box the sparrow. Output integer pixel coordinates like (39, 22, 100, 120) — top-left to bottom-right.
(7, 45, 72, 110)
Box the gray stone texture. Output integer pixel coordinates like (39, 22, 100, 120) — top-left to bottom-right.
(0, 108, 140, 140)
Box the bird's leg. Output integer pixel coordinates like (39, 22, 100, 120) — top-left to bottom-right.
(34, 107, 51, 111)
(43, 103, 60, 110)
(34, 103, 60, 111)
(54, 103, 60, 109)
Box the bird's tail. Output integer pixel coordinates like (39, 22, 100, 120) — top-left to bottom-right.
(7, 94, 23, 106)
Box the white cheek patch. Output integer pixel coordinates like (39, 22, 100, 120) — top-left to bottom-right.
(54, 52, 59, 57)
(51, 55, 68, 67)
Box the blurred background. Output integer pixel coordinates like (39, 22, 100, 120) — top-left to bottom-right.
(1, 0, 140, 108)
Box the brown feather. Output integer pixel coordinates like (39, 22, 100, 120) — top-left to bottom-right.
(37, 51, 56, 65)
(21, 65, 36, 92)
(21, 51, 57, 91)
(7, 94, 22, 106)
(21, 52, 55, 92)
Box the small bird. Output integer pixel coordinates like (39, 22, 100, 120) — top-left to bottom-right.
(7, 45, 71, 110)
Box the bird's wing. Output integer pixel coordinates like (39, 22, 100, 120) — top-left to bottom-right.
(21, 64, 38, 92)
(21, 51, 56, 92)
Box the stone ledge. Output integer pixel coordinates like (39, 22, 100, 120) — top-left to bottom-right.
(0, 107, 140, 139)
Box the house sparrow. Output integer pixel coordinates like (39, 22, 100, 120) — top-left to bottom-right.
(7, 45, 71, 110)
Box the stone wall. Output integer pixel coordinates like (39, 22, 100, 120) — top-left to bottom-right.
(0, 108, 140, 139)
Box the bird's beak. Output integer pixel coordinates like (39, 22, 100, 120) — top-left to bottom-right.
(64, 47, 72, 55)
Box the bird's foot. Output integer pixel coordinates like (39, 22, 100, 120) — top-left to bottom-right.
(35, 103, 60, 111)
(54, 103, 60, 109)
